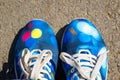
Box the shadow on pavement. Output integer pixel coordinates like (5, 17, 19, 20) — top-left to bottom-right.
(0, 28, 24, 80)
(55, 25, 67, 80)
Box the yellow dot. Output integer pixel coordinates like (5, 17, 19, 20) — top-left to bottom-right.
(31, 29, 42, 38)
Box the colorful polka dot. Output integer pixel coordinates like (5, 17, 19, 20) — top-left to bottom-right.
(31, 29, 42, 38)
(22, 31, 31, 41)
(69, 28, 76, 35)
(27, 23, 33, 28)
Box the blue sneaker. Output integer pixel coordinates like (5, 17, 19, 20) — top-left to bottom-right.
(14, 19, 58, 79)
(60, 19, 109, 80)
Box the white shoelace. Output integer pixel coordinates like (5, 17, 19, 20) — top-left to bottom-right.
(19, 48, 52, 80)
(60, 49, 109, 80)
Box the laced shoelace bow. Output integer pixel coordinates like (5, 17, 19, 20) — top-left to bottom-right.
(60, 49, 109, 80)
(19, 48, 52, 80)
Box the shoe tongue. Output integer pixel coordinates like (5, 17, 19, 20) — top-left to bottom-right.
(80, 51, 89, 54)
(32, 51, 41, 55)
(79, 47, 106, 79)
(75, 46, 107, 57)
(29, 50, 41, 68)
(78, 50, 94, 78)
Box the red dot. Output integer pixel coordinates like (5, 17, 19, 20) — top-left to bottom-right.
(22, 31, 31, 41)
(27, 23, 33, 28)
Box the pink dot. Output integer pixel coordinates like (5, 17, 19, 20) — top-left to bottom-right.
(22, 31, 31, 41)
(27, 23, 33, 28)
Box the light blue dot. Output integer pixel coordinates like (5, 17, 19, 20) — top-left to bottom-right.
(78, 33, 91, 43)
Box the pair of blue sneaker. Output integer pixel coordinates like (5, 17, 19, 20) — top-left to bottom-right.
(14, 19, 108, 80)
